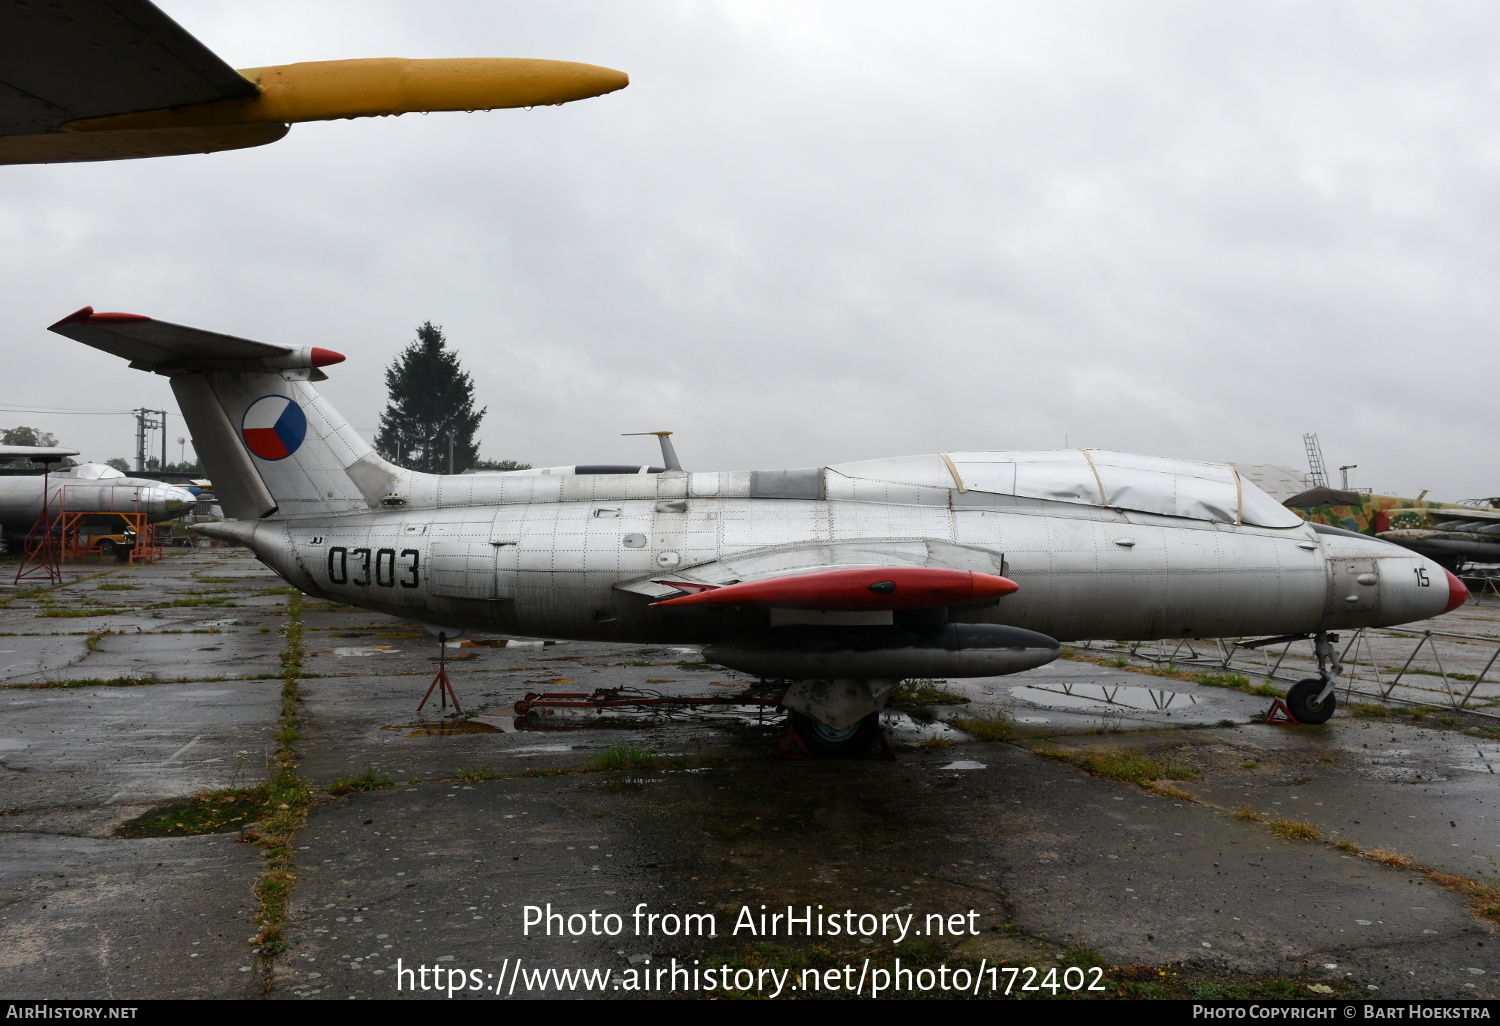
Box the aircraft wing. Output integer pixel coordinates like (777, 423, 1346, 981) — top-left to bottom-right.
(615, 538, 1011, 603)
(0, 0, 258, 136)
(1, 0, 628, 164)
(651, 566, 1017, 610)
(0, 445, 80, 461)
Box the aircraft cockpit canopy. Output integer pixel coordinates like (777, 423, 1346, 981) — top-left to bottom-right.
(830, 449, 1305, 528)
(56, 463, 128, 481)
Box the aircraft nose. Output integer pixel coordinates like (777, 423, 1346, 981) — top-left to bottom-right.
(1444, 568, 1470, 613)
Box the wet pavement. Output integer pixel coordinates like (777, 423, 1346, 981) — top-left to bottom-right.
(1, 549, 1496, 999)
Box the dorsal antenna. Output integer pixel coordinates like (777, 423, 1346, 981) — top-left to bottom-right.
(622, 431, 682, 472)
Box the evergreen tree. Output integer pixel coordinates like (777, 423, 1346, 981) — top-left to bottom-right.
(373, 322, 487, 474)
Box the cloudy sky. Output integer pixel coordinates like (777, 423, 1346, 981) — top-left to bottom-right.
(3, 1, 1498, 498)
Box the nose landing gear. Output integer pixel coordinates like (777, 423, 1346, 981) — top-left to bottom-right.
(1241, 631, 1342, 724)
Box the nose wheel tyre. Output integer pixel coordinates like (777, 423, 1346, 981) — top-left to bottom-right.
(1286, 678, 1336, 724)
(788, 711, 880, 758)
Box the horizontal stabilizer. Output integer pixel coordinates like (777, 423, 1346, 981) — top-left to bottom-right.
(48, 307, 343, 375)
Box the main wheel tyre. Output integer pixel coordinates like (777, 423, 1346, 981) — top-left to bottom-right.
(788, 711, 880, 758)
(98, 540, 116, 557)
(1286, 678, 1336, 724)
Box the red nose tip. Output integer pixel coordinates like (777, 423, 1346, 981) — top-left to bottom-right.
(310, 347, 346, 367)
(1444, 569, 1469, 613)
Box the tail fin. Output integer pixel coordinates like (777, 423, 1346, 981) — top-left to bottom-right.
(50, 307, 411, 518)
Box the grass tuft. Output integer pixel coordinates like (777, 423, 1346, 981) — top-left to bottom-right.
(589, 746, 659, 771)
(1268, 817, 1321, 842)
(1148, 783, 1197, 802)
(454, 764, 497, 782)
(952, 713, 1015, 742)
(328, 767, 393, 796)
(890, 678, 971, 706)
(1232, 805, 1264, 822)
(1035, 746, 1198, 785)
(1367, 848, 1416, 869)
(1196, 672, 1250, 690)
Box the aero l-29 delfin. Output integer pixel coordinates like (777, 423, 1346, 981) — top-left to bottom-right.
(51, 309, 1469, 754)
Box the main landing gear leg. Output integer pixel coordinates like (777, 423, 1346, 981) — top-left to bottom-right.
(1284, 632, 1340, 725)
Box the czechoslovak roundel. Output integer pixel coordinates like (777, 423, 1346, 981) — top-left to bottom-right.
(241, 395, 308, 461)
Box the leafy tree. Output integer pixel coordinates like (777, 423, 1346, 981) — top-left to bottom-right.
(105, 457, 131, 473)
(1, 426, 58, 447)
(472, 459, 533, 471)
(373, 321, 487, 475)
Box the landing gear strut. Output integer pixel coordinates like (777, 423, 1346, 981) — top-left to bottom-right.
(1241, 630, 1342, 724)
(1286, 632, 1341, 724)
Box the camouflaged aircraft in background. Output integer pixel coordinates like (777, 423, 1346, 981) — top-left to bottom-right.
(1284, 487, 1500, 571)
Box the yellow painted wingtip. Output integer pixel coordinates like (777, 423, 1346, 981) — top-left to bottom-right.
(2, 56, 628, 164)
(66, 57, 630, 133)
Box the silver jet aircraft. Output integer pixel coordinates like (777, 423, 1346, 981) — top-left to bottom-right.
(51, 308, 1468, 754)
(0, 453, 196, 552)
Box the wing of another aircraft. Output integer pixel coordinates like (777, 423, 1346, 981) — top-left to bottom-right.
(0, 446, 80, 461)
(0, 0, 627, 164)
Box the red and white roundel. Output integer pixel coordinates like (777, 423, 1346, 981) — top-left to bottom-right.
(241, 395, 308, 461)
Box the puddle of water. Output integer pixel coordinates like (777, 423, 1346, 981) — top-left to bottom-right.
(382, 720, 502, 737)
(194, 619, 243, 628)
(372, 632, 423, 639)
(881, 709, 968, 745)
(326, 646, 399, 657)
(1016, 716, 1052, 724)
(1012, 682, 1209, 714)
(939, 760, 986, 770)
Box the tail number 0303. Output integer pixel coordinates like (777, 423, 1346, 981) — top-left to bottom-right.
(327, 546, 419, 588)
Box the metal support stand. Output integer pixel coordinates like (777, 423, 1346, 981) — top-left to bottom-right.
(417, 632, 462, 715)
(15, 463, 60, 585)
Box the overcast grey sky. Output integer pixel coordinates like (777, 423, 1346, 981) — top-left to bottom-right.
(3, 1, 1497, 497)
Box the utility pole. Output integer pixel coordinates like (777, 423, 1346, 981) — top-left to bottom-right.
(1338, 464, 1358, 490)
(133, 409, 168, 472)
